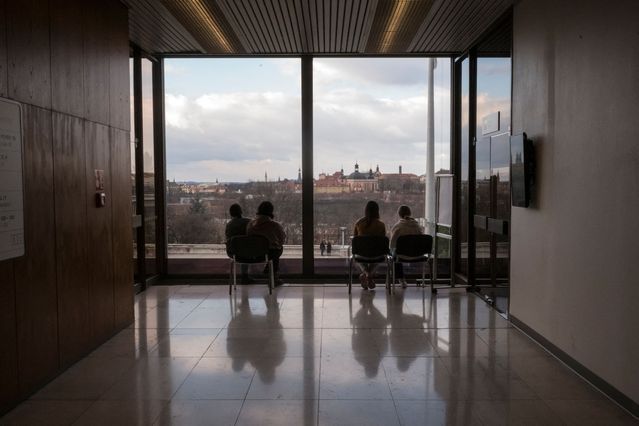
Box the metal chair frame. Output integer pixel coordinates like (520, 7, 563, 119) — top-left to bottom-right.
(227, 235, 274, 295)
(348, 236, 392, 294)
(391, 234, 435, 294)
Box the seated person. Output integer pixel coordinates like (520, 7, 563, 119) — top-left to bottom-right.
(247, 201, 287, 286)
(225, 203, 252, 284)
(389, 205, 424, 288)
(353, 200, 386, 289)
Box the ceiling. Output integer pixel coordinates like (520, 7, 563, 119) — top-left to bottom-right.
(122, 0, 514, 56)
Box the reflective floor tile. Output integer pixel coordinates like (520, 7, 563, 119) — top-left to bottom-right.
(173, 358, 255, 400)
(378, 329, 438, 357)
(101, 357, 199, 400)
(383, 357, 457, 401)
(88, 328, 168, 359)
(319, 356, 392, 400)
(237, 400, 318, 426)
(395, 400, 483, 426)
(318, 400, 399, 426)
(440, 357, 538, 400)
(545, 399, 639, 426)
(150, 334, 217, 357)
(32, 357, 136, 400)
(174, 308, 232, 329)
(476, 328, 549, 358)
(498, 356, 604, 400)
(0, 400, 92, 426)
(473, 400, 564, 426)
(73, 400, 166, 426)
(205, 328, 313, 358)
(429, 329, 490, 357)
(246, 357, 320, 400)
(153, 400, 243, 426)
(321, 329, 381, 358)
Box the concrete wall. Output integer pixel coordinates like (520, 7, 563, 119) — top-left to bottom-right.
(0, 0, 133, 413)
(511, 0, 639, 404)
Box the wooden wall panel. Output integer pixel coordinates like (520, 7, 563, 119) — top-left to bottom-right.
(53, 113, 90, 367)
(5, 0, 51, 109)
(12, 106, 59, 397)
(83, 0, 110, 125)
(109, 2, 131, 131)
(0, 261, 18, 413)
(50, 0, 85, 117)
(0, 0, 8, 97)
(85, 122, 115, 345)
(111, 128, 134, 328)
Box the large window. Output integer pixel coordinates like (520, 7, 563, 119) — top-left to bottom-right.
(313, 58, 450, 275)
(164, 58, 302, 274)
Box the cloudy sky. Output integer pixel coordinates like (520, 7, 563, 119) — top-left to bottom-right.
(164, 57, 452, 183)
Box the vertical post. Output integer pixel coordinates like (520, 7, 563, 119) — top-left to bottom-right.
(468, 51, 477, 288)
(301, 56, 314, 277)
(133, 48, 146, 285)
(426, 58, 437, 236)
(153, 58, 167, 276)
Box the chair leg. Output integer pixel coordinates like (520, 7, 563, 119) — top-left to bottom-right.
(268, 259, 274, 295)
(389, 260, 394, 294)
(430, 258, 436, 294)
(422, 262, 426, 289)
(348, 258, 352, 294)
(229, 260, 234, 295)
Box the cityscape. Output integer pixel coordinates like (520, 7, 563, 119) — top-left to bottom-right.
(161, 162, 450, 259)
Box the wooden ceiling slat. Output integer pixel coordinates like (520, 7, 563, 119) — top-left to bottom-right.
(243, 1, 272, 52)
(407, 0, 446, 51)
(352, 0, 370, 52)
(126, 0, 514, 55)
(424, 0, 468, 51)
(444, 0, 500, 51)
(254, 1, 282, 52)
(220, 1, 254, 52)
(215, 0, 254, 52)
(456, 0, 510, 52)
(274, 1, 295, 53)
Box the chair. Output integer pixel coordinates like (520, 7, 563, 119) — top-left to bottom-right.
(228, 235, 274, 295)
(348, 235, 391, 294)
(392, 234, 435, 294)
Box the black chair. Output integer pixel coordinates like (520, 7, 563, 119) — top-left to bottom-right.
(228, 235, 274, 295)
(348, 235, 391, 294)
(392, 234, 435, 294)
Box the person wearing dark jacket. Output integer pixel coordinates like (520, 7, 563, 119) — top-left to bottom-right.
(247, 201, 287, 286)
(225, 203, 253, 284)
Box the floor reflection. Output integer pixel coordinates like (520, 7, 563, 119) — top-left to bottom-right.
(351, 292, 387, 377)
(4, 285, 633, 426)
(227, 288, 285, 383)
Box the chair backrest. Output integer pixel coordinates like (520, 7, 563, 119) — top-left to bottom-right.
(229, 235, 270, 260)
(395, 234, 433, 257)
(352, 235, 390, 259)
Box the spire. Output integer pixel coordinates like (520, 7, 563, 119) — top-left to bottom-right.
(354, 162, 359, 172)
(298, 167, 302, 181)
(376, 164, 379, 173)
(264, 171, 268, 182)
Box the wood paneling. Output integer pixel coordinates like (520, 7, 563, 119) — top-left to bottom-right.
(111, 128, 134, 328)
(0, 0, 8, 97)
(85, 122, 115, 345)
(5, 0, 51, 108)
(12, 106, 59, 397)
(0, 261, 18, 413)
(52, 113, 90, 367)
(109, 3, 131, 131)
(83, 0, 110, 125)
(50, 0, 85, 117)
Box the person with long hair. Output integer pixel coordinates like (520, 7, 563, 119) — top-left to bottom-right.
(353, 200, 386, 289)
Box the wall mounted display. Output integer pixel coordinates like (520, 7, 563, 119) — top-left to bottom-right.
(0, 98, 24, 261)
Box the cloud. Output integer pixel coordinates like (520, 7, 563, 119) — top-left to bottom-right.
(165, 59, 454, 182)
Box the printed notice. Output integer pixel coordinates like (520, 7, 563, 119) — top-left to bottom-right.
(0, 98, 24, 261)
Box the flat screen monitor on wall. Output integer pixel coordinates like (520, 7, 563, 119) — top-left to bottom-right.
(510, 133, 534, 208)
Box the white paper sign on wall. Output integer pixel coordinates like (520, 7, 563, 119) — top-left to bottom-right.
(0, 98, 24, 261)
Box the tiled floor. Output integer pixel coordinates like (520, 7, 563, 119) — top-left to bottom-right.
(1, 284, 637, 426)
